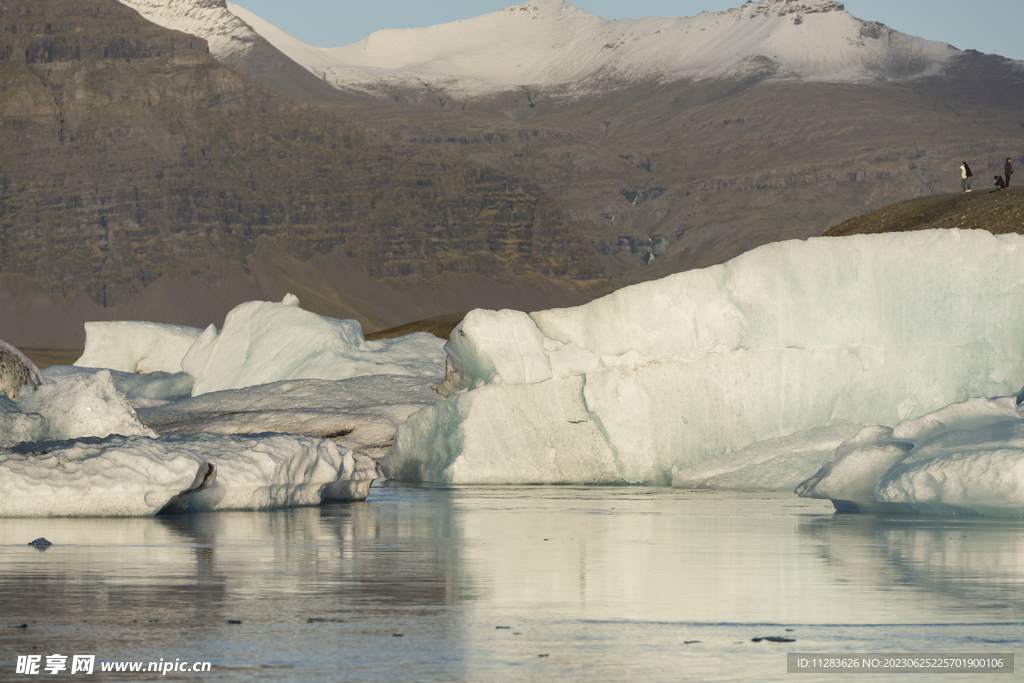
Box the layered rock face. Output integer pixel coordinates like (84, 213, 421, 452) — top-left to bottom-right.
(0, 0, 603, 346)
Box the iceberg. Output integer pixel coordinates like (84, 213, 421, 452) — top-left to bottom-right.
(0, 433, 372, 517)
(384, 230, 1024, 485)
(74, 321, 204, 374)
(182, 295, 446, 396)
(797, 396, 1024, 516)
(0, 294, 450, 516)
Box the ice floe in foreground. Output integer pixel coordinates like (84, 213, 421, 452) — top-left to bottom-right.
(384, 230, 1024, 489)
(0, 433, 372, 517)
(796, 396, 1024, 516)
(0, 295, 446, 516)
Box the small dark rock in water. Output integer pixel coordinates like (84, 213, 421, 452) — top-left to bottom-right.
(496, 626, 511, 629)
(227, 620, 242, 625)
(752, 636, 796, 643)
(28, 538, 52, 547)
(13, 624, 28, 629)
(684, 640, 701, 644)
(392, 633, 403, 637)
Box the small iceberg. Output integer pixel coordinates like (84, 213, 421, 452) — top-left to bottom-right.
(1, 295, 445, 517)
(0, 433, 375, 517)
(797, 396, 1024, 516)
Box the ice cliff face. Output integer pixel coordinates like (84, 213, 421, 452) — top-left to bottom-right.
(383, 230, 1024, 485)
(220, 0, 956, 97)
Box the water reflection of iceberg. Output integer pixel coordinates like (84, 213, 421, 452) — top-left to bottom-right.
(799, 514, 1024, 618)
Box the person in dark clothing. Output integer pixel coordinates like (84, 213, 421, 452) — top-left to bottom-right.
(961, 161, 973, 192)
(1006, 158, 1014, 187)
(994, 175, 1006, 190)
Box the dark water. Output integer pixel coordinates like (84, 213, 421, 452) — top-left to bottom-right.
(1, 485, 1021, 682)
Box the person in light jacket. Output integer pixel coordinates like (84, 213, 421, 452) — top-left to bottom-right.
(1006, 158, 1014, 187)
(961, 162, 973, 192)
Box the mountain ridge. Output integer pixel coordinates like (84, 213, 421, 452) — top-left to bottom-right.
(219, 0, 964, 99)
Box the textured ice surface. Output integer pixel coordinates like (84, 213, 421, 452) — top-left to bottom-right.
(0, 433, 371, 517)
(0, 296, 450, 515)
(797, 396, 1024, 515)
(385, 230, 1024, 485)
(75, 321, 203, 374)
(1, 371, 156, 447)
(45, 365, 195, 404)
(672, 419, 863, 491)
(182, 296, 446, 396)
(138, 375, 444, 460)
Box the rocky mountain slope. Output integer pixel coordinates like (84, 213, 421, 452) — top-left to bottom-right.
(824, 186, 1024, 236)
(0, 0, 604, 348)
(4, 0, 1024, 349)
(125, 0, 1024, 277)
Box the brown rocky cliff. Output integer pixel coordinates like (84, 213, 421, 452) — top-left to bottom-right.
(0, 0, 603, 346)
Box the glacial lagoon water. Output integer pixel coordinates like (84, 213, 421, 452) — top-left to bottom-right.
(1, 485, 1021, 682)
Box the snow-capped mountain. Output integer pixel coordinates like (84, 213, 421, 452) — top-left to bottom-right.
(117, 0, 357, 104)
(131, 0, 960, 98)
(117, 0, 257, 61)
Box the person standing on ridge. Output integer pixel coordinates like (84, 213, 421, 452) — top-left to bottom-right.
(961, 162, 973, 192)
(1006, 158, 1014, 187)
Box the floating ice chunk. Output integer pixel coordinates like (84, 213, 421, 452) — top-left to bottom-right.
(74, 321, 204, 374)
(794, 425, 912, 509)
(875, 445, 1024, 515)
(797, 396, 1024, 515)
(182, 298, 446, 396)
(0, 433, 373, 517)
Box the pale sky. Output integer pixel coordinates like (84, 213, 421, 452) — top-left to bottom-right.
(230, 0, 1024, 62)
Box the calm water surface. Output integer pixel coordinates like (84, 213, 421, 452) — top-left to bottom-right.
(1, 485, 1021, 682)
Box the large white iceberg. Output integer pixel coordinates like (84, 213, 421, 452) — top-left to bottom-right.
(384, 230, 1024, 485)
(182, 295, 446, 396)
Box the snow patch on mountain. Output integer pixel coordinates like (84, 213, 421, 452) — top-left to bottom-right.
(118, 0, 259, 62)
(227, 0, 958, 97)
